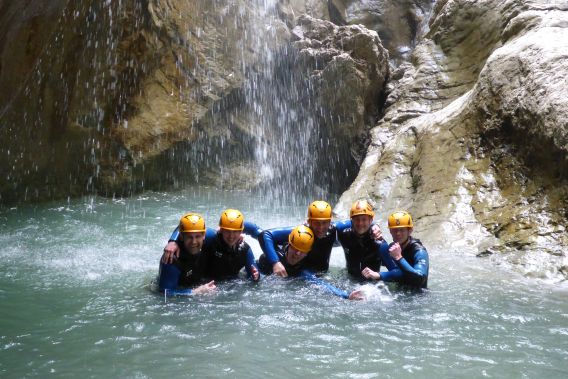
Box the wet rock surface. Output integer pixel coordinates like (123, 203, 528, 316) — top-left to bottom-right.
(328, 0, 435, 64)
(0, 1, 290, 200)
(291, 14, 389, 178)
(336, 0, 568, 280)
(0, 0, 388, 200)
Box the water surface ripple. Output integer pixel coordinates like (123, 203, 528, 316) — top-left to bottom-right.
(1, 189, 567, 378)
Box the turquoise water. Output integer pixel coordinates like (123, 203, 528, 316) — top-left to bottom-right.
(1, 188, 567, 378)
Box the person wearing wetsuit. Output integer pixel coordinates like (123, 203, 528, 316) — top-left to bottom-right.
(362, 211, 429, 288)
(338, 200, 396, 280)
(257, 225, 364, 300)
(202, 209, 259, 281)
(258, 200, 356, 276)
(157, 213, 216, 296)
(161, 213, 262, 264)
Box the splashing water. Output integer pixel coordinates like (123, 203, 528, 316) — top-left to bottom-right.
(1, 188, 567, 378)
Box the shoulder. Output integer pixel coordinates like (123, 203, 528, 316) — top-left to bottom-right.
(238, 240, 251, 251)
(261, 226, 293, 237)
(328, 223, 338, 233)
(338, 227, 353, 236)
(409, 238, 427, 253)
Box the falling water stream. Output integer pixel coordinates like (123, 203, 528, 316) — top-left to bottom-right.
(1, 1, 568, 377)
(1, 188, 567, 378)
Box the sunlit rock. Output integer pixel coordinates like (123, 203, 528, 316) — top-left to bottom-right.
(337, 0, 568, 280)
(292, 14, 389, 168)
(328, 0, 435, 64)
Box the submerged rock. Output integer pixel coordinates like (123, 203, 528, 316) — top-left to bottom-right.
(336, 0, 568, 280)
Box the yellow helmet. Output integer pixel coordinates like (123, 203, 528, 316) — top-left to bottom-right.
(288, 225, 315, 253)
(219, 209, 244, 231)
(307, 200, 332, 220)
(350, 200, 375, 218)
(388, 211, 413, 229)
(179, 212, 206, 233)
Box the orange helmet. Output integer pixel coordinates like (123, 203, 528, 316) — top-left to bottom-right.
(388, 211, 413, 229)
(307, 200, 332, 220)
(219, 209, 244, 231)
(350, 200, 375, 218)
(179, 213, 206, 233)
(288, 225, 315, 253)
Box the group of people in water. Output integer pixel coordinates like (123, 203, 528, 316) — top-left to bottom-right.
(157, 200, 429, 300)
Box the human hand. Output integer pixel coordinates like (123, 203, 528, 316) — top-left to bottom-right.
(370, 224, 383, 240)
(193, 280, 217, 295)
(251, 265, 260, 281)
(389, 242, 402, 260)
(272, 262, 288, 277)
(161, 241, 180, 264)
(362, 267, 380, 280)
(348, 290, 365, 301)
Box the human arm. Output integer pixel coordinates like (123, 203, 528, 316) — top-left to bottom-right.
(258, 227, 293, 277)
(334, 219, 352, 233)
(244, 248, 260, 281)
(299, 270, 363, 300)
(158, 262, 216, 296)
(390, 243, 429, 287)
(362, 240, 402, 281)
(162, 281, 216, 296)
(243, 221, 263, 239)
(376, 240, 403, 282)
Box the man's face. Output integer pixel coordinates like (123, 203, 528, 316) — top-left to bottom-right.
(308, 219, 331, 239)
(352, 215, 372, 235)
(182, 232, 206, 254)
(220, 228, 241, 248)
(389, 227, 412, 245)
(285, 246, 308, 266)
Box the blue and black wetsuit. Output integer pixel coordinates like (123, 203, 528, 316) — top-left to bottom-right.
(258, 220, 352, 273)
(257, 245, 352, 299)
(158, 221, 262, 295)
(381, 237, 429, 288)
(337, 228, 394, 280)
(158, 245, 209, 296)
(202, 232, 259, 281)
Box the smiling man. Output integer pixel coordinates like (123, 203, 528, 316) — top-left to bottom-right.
(257, 225, 364, 300)
(338, 200, 396, 280)
(202, 209, 260, 282)
(362, 211, 429, 288)
(385, 211, 429, 288)
(157, 213, 216, 296)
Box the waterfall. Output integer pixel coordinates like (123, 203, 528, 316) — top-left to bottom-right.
(0, 0, 361, 205)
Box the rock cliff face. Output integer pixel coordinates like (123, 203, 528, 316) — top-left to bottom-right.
(0, 1, 290, 200)
(336, 0, 568, 280)
(0, 0, 387, 201)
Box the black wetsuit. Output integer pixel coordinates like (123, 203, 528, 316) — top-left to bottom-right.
(258, 220, 352, 273)
(202, 232, 258, 280)
(158, 245, 208, 295)
(388, 237, 429, 288)
(338, 228, 392, 280)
